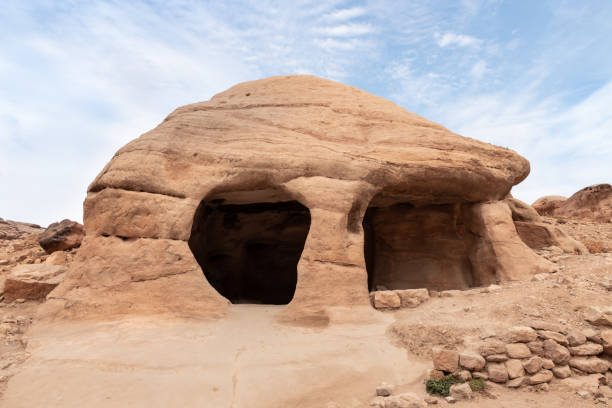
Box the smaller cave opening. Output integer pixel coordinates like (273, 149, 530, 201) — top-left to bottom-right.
(188, 199, 310, 305)
(363, 201, 474, 292)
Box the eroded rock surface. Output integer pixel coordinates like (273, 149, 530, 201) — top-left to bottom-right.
(39, 75, 551, 321)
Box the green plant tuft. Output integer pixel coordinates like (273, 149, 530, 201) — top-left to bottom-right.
(425, 375, 464, 396)
(469, 378, 485, 392)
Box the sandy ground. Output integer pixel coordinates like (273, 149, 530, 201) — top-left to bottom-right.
(0, 219, 610, 407)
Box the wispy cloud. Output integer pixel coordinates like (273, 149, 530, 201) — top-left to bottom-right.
(1, 1, 612, 224)
(323, 7, 366, 21)
(436, 32, 482, 48)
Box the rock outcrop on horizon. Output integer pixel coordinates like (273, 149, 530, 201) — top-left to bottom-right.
(41, 75, 556, 322)
(533, 184, 612, 222)
(38, 219, 84, 254)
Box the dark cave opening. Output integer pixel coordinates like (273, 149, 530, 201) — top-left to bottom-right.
(363, 202, 474, 292)
(188, 200, 310, 305)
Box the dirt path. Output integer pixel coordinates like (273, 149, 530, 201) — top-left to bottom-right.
(1, 305, 429, 407)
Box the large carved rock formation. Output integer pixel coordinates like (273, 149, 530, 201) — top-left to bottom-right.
(41, 75, 555, 322)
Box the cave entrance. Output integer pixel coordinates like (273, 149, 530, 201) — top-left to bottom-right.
(188, 197, 310, 305)
(363, 201, 474, 292)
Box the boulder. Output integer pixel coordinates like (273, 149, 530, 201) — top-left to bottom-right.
(459, 352, 486, 371)
(487, 362, 509, 383)
(568, 342, 604, 356)
(569, 357, 610, 374)
(372, 291, 401, 309)
(529, 369, 553, 385)
(505, 359, 524, 379)
(522, 356, 543, 374)
(38, 219, 84, 254)
(507, 326, 538, 343)
(506, 343, 531, 359)
(432, 348, 459, 373)
(543, 339, 571, 365)
(449, 383, 472, 401)
(396, 288, 429, 308)
(3, 264, 67, 301)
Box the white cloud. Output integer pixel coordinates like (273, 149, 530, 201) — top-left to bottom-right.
(470, 60, 487, 79)
(316, 23, 373, 37)
(323, 7, 366, 21)
(436, 32, 482, 48)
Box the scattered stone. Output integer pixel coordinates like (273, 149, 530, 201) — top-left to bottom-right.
(522, 356, 543, 374)
(431, 348, 459, 373)
(396, 288, 429, 308)
(449, 383, 472, 401)
(552, 365, 572, 379)
(576, 390, 591, 399)
(566, 329, 587, 346)
(372, 291, 401, 309)
(376, 382, 394, 397)
(459, 352, 486, 371)
(444, 396, 455, 404)
(472, 372, 488, 380)
(506, 343, 531, 359)
(600, 330, 612, 355)
(384, 393, 427, 408)
(457, 370, 471, 382)
(426, 369, 445, 381)
(3, 264, 67, 302)
(479, 339, 506, 357)
(529, 369, 553, 385)
(505, 359, 525, 379)
(541, 359, 554, 370)
(37, 219, 84, 254)
(583, 328, 602, 344)
(532, 273, 550, 282)
(569, 357, 610, 374)
(526, 341, 544, 356)
(507, 326, 538, 343)
(537, 330, 569, 345)
(486, 354, 508, 362)
(543, 339, 571, 365)
(584, 306, 612, 327)
(568, 342, 604, 356)
(506, 376, 527, 388)
(528, 320, 566, 334)
(423, 395, 438, 405)
(487, 362, 509, 383)
(369, 396, 386, 408)
(440, 290, 461, 298)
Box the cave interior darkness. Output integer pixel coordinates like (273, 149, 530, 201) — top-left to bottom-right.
(188, 195, 310, 305)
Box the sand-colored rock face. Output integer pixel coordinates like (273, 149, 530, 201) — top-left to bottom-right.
(42, 75, 552, 322)
(555, 184, 612, 222)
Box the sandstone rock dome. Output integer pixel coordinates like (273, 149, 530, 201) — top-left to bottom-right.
(43, 75, 553, 322)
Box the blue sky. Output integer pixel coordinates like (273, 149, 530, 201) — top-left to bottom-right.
(1, 0, 611, 226)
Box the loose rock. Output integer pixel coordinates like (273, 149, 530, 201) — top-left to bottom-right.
(487, 362, 509, 383)
(372, 291, 401, 309)
(566, 329, 587, 346)
(507, 326, 538, 343)
(449, 383, 472, 401)
(569, 357, 610, 374)
(431, 348, 458, 373)
(543, 339, 571, 365)
(529, 369, 553, 385)
(552, 365, 572, 379)
(506, 343, 531, 359)
(506, 359, 525, 379)
(568, 342, 604, 356)
(522, 356, 543, 374)
(459, 352, 486, 371)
